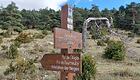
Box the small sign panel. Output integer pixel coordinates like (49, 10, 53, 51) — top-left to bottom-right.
(40, 54, 82, 73)
(54, 28, 82, 49)
(67, 6, 73, 30)
(68, 6, 73, 19)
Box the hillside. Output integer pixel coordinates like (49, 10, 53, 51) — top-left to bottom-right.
(0, 29, 139, 80)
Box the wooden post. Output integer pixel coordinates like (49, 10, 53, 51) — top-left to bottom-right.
(60, 72, 67, 80)
(61, 49, 75, 80)
(61, 4, 74, 80)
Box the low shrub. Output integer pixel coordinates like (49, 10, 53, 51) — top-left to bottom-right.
(103, 37, 110, 43)
(0, 36, 3, 44)
(0, 28, 13, 38)
(14, 27, 23, 33)
(4, 58, 36, 79)
(75, 54, 96, 80)
(1, 45, 8, 50)
(104, 41, 126, 61)
(14, 41, 21, 48)
(97, 40, 106, 46)
(0, 31, 11, 38)
(6, 44, 18, 59)
(4, 62, 15, 75)
(15, 58, 36, 74)
(128, 32, 135, 38)
(136, 39, 140, 44)
(90, 27, 109, 39)
(15, 32, 33, 43)
(33, 33, 45, 39)
(100, 27, 110, 36)
(42, 30, 48, 35)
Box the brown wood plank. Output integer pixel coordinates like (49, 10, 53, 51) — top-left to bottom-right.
(40, 54, 82, 73)
(54, 28, 82, 49)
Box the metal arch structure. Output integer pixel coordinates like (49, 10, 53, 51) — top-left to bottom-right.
(82, 17, 112, 51)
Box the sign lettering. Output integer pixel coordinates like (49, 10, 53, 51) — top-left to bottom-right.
(40, 54, 82, 73)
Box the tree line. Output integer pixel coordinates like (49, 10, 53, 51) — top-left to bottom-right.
(0, 2, 140, 34)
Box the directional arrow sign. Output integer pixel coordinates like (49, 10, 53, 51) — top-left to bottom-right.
(54, 28, 82, 49)
(40, 54, 82, 73)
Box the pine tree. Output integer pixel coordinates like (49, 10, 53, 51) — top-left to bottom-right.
(88, 4, 101, 17)
(0, 2, 23, 30)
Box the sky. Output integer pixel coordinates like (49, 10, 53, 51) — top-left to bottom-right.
(73, 0, 140, 10)
(0, 0, 140, 10)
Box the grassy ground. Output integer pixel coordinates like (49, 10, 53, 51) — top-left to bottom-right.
(0, 29, 140, 80)
(86, 30, 140, 80)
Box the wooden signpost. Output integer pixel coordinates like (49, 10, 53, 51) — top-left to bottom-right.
(40, 4, 82, 80)
(54, 28, 82, 49)
(41, 54, 82, 73)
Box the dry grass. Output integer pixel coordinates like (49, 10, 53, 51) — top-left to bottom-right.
(0, 29, 140, 80)
(86, 30, 140, 80)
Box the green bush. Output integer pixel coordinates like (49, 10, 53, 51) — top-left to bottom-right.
(75, 54, 96, 80)
(1, 45, 8, 50)
(97, 40, 106, 46)
(0, 31, 11, 38)
(6, 44, 18, 59)
(33, 33, 45, 39)
(15, 32, 33, 43)
(14, 27, 23, 33)
(104, 41, 126, 61)
(0, 36, 3, 44)
(136, 39, 140, 44)
(15, 59, 36, 74)
(42, 30, 48, 35)
(4, 58, 36, 79)
(14, 41, 21, 48)
(103, 37, 110, 43)
(128, 32, 135, 38)
(100, 27, 109, 36)
(133, 24, 140, 35)
(90, 27, 109, 39)
(1, 28, 13, 38)
(4, 62, 15, 75)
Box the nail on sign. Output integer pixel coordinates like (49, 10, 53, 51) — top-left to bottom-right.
(54, 28, 82, 49)
(40, 54, 82, 73)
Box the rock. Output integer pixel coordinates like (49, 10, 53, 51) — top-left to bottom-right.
(48, 42, 54, 45)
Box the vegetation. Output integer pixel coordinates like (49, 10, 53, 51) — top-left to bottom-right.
(0, 2, 139, 34)
(33, 33, 45, 39)
(0, 29, 12, 38)
(42, 30, 48, 35)
(1, 45, 8, 50)
(97, 40, 106, 46)
(0, 1, 140, 80)
(14, 27, 23, 33)
(15, 32, 33, 43)
(0, 2, 23, 30)
(136, 39, 140, 44)
(4, 58, 36, 79)
(104, 41, 126, 61)
(6, 44, 18, 59)
(4, 62, 15, 75)
(14, 41, 21, 48)
(128, 32, 135, 38)
(0, 36, 3, 44)
(75, 54, 96, 80)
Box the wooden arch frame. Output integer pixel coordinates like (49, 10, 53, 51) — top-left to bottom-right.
(82, 17, 112, 51)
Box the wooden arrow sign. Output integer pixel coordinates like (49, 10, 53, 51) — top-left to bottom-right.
(40, 54, 82, 73)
